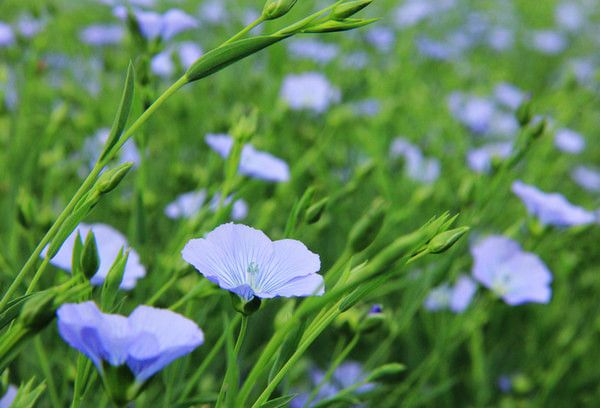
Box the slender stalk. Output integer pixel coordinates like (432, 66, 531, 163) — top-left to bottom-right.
(217, 315, 248, 407)
(0, 76, 188, 309)
(34, 336, 61, 408)
(223, 17, 265, 45)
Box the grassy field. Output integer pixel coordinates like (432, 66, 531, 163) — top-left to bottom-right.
(1, 0, 600, 406)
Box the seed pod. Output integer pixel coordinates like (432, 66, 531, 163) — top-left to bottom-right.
(80, 231, 100, 280)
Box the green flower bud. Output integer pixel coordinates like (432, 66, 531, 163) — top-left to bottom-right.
(331, 0, 373, 20)
(96, 162, 134, 194)
(101, 248, 129, 309)
(262, 0, 298, 20)
(348, 198, 387, 253)
(305, 197, 329, 224)
(230, 293, 262, 316)
(516, 100, 532, 127)
(427, 226, 469, 254)
(71, 231, 84, 277)
(303, 18, 378, 33)
(365, 363, 406, 383)
(80, 231, 100, 280)
(19, 291, 56, 333)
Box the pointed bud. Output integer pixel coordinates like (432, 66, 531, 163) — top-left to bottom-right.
(516, 100, 532, 127)
(19, 291, 56, 333)
(262, 0, 298, 20)
(101, 248, 128, 309)
(332, 0, 373, 20)
(303, 18, 378, 33)
(305, 198, 329, 224)
(366, 363, 406, 383)
(348, 198, 387, 253)
(71, 231, 84, 277)
(230, 293, 262, 316)
(96, 162, 134, 194)
(80, 231, 100, 280)
(428, 227, 469, 254)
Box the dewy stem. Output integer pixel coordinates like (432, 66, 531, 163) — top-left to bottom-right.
(0, 75, 188, 310)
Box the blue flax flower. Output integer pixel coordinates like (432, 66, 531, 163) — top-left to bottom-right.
(512, 180, 596, 227)
(182, 223, 323, 301)
(424, 274, 477, 313)
(57, 302, 204, 383)
(471, 235, 552, 305)
(205, 134, 290, 182)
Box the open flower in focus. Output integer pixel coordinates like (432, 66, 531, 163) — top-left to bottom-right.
(182, 223, 323, 301)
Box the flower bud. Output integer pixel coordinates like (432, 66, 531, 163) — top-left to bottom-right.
(19, 291, 56, 333)
(230, 293, 262, 316)
(428, 226, 469, 254)
(96, 162, 134, 194)
(348, 198, 387, 253)
(331, 0, 373, 20)
(516, 100, 532, 127)
(303, 18, 378, 33)
(262, 0, 297, 20)
(101, 248, 129, 309)
(365, 363, 406, 383)
(305, 197, 329, 224)
(80, 231, 100, 280)
(71, 231, 84, 276)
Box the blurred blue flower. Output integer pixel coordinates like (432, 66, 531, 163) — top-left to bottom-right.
(182, 223, 323, 301)
(471, 235, 552, 305)
(16, 14, 46, 38)
(280, 72, 341, 113)
(424, 275, 477, 313)
(0, 385, 16, 408)
(554, 128, 585, 154)
(365, 26, 395, 52)
(82, 128, 140, 173)
(572, 165, 600, 192)
(529, 30, 567, 55)
(494, 83, 526, 110)
(129, 9, 197, 41)
(151, 50, 175, 77)
(177, 41, 203, 69)
(164, 189, 247, 221)
(287, 39, 339, 64)
(350, 99, 381, 117)
(44, 223, 146, 290)
(390, 138, 441, 184)
(80, 24, 124, 46)
(486, 27, 514, 51)
(205, 134, 290, 182)
(291, 361, 374, 408)
(448, 92, 519, 137)
(467, 142, 512, 174)
(394, 1, 436, 28)
(198, 0, 228, 24)
(0, 22, 15, 47)
(512, 180, 596, 226)
(555, 2, 585, 32)
(57, 302, 204, 382)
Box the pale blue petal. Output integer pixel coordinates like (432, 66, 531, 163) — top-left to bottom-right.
(161, 9, 197, 41)
(450, 275, 477, 313)
(205, 133, 233, 158)
(471, 235, 521, 288)
(0, 385, 17, 408)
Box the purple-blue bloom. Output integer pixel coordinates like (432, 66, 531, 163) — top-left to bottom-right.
(280, 72, 341, 113)
(424, 275, 477, 313)
(471, 235, 552, 305)
(287, 39, 339, 64)
(80, 24, 124, 46)
(467, 142, 512, 174)
(390, 138, 441, 184)
(43, 223, 146, 290)
(494, 83, 526, 110)
(0, 385, 16, 408)
(164, 189, 247, 221)
(554, 128, 585, 154)
(529, 30, 567, 55)
(205, 134, 290, 182)
(0, 22, 15, 47)
(365, 26, 395, 52)
(291, 361, 374, 408)
(182, 223, 323, 301)
(572, 166, 600, 192)
(57, 302, 203, 382)
(129, 9, 197, 41)
(512, 180, 596, 226)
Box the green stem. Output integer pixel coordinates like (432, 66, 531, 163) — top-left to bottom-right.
(34, 336, 61, 408)
(217, 315, 248, 408)
(223, 17, 265, 45)
(0, 75, 188, 309)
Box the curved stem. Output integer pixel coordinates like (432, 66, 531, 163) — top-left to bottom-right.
(217, 315, 248, 407)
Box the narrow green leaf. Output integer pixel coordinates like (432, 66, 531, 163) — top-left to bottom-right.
(260, 394, 298, 408)
(185, 35, 289, 83)
(0, 294, 34, 331)
(100, 62, 135, 161)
